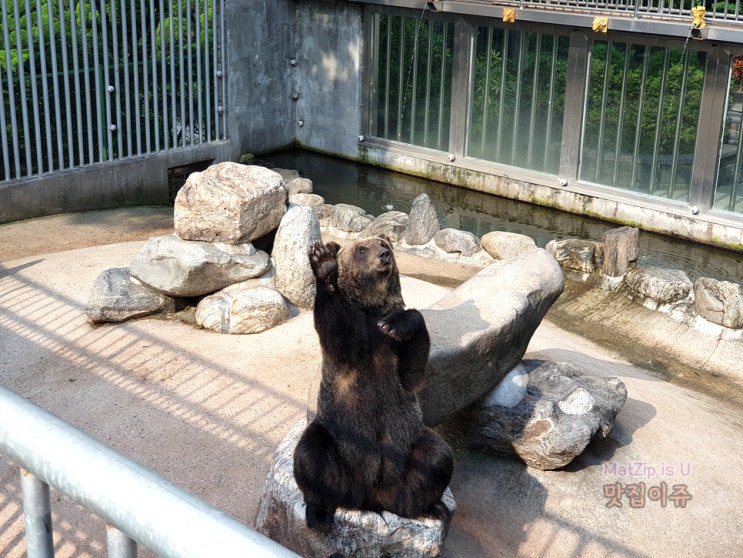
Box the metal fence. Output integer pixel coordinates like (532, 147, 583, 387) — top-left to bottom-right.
(0, 384, 299, 558)
(0, 0, 226, 181)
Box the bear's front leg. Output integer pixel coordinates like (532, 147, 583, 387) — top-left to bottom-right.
(378, 309, 431, 393)
(309, 241, 341, 291)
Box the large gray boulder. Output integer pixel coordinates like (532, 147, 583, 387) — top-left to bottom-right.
(86, 267, 175, 324)
(694, 277, 743, 329)
(362, 211, 409, 243)
(256, 419, 455, 558)
(420, 248, 565, 425)
(130, 234, 271, 297)
(174, 162, 288, 244)
(440, 360, 627, 470)
(481, 231, 537, 260)
(195, 286, 289, 334)
(406, 193, 439, 246)
(331, 203, 374, 233)
(272, 204, 322, 309)
(433, 228, 481, 257)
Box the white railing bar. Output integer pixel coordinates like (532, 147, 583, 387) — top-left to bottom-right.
(0, 385, 300, 558)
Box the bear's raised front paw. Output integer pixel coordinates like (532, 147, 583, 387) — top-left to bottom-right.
(310, 241, 340, 284)
(378, 309, 423, 341)
(305, 503, 335, 531)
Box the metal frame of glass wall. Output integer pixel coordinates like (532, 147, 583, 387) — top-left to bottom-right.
(363, 6, 743, 223)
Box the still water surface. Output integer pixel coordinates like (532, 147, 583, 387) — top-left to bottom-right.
(260, 150, 743, 284)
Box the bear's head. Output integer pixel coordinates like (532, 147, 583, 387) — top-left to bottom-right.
(336, 235, 404, 314)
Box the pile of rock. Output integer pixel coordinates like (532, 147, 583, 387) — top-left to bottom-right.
(546, 226, 743, 333)
(86, 162, 322, 334)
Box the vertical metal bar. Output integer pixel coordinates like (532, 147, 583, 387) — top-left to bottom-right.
(219, 0, 226, 139)
(396, 16, 406, 142)
(611, 43, 632, 189)
(202, 0, 212, 142)
(20, 469, 54, 558)
(496, 29, 509, 162)
(649, 48, 670, 196)
(57, 0, 74, 169)
(480, 28, 493, 159)
(46, 1, 64, 171)
(213, 0, 221, 139)
(423, 21, 433, 147)
(195, 0, 204, 144)
(68, 0, 85, 166)
(527, 32, 542, 168)
(383, 15, 392, 138)
(449, 17, 473, 158)
(111, 1, 125, 159)
(90, 1, 106, 162)
(409, 19, 420, 144)
(160, 0, 169, 149)
(669, 50, 690, 199)
(511, 31, 527, 164)
(631, 44, 651, 191)
(15, 1, 33, 176)
(107, 525, 138, 558)
(25, 0, 44, 174)
(561, 30, 589, 182)
(187, 0, 195, 144)
(543, 35, 559, 171)
(595, 40, 612, 182)
(1, 2, 19, 179)
(178, 0, 186, 146)
(437, 22, 449, 150)
(141, 0, 151, 153)
(169, 0, 177, 147)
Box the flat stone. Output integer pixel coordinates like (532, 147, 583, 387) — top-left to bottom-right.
(546, 238, 603, 275)
(195, 286, 289, 334)
(331, 203, 374, 233)
(86, 268, 175, 324)
(481, 231, 537, 260)
(174, 162, 287, 244)
(602, 226, 639, 277)
(130, 234, 271, 297)
(256, 419, 456, 558)
(440, 360, 628, 470)
(420, 248, 565, 426)
(694, 277, 743, 329)
(406, 193, 440, 246)
(289, 193, 325, 209)
(434, 228, 481, 257)
(272, 204, 322, 309)
(287, 177, 314, 196)
(624, 266, 692, 305)
(361, 211, 409, 243)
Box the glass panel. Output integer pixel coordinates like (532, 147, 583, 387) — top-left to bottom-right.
(466, 26, 569, 175)
(580, 40, 704, 202)
(369, 14, 454, 151)
(714, 55, 743, 215)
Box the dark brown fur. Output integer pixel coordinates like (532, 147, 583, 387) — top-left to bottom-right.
(293, 237, 453, 530)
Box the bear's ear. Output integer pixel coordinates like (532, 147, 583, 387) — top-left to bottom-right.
(377, 234, 392, 246)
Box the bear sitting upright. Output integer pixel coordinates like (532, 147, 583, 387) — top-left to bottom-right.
(293, 236, 454, 530)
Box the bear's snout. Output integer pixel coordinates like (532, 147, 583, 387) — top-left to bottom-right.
(378, 247, 391, 264)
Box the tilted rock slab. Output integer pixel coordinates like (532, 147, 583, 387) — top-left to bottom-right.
(406, 193, 440, 246)
(362, 210, 409, 243)
(602, 226, 639, 277)
(481, 231, 537, 260)
(130, 234, 271, 297)
(256, 418, 456, 558)
(174, 162, 288, 244)
(420, 248, 565, 426)
(86, 267, 175, 324)
(624, 266, 693, 305)
(434, 228, 481, 257)
(439, 360, 627, 470)
(273, 204, 322, 309)
(196, 286, 289, 334)
(546, 238, 604, 279)
(331, 203, 374, 233)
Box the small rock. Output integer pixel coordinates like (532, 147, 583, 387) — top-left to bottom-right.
(130, 234, 271, 297)
(440, 360, 627, 470)
(406, 193, 440, 246)
(434, 228, 481, 257)
(602, 226, 639, 277)
(86, 268, 175, 324)
(174, 162, 288, 244)
(481, 231, 537, 260)
(287, 177, 314, 196)
(256, 418, 455, 558)
(624, 267, 692, 305)
(694, 277, 743, 329)
(331, 203, 374, 233)
(196, 286, 289, 334)
(362, 211, 409, 243)
(272, 168, 301, 183)
(289, 193, 325, 209)
(272, 204, 322, 309)
(483, 363, 528, 408)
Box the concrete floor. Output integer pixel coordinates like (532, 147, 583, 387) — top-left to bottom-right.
(1, 207, 742, 557)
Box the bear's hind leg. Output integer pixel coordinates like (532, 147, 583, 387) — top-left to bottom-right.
(378, 428, 454, 521)
(293, 421, 354, 530)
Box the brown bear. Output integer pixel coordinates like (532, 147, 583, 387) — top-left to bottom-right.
(293, 236, 453, 530)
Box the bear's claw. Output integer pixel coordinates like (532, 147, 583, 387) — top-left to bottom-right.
(310, 241, 340, 284)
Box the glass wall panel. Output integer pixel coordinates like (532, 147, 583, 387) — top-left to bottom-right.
(369, 14, 454, 151)
(466, 27, 569, 174)
(580, 41, 704, 202)
(714, 56, 743, 215)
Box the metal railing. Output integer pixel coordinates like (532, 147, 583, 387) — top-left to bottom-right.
(0, 0, 227, 181)
(0, 384, 299, 558)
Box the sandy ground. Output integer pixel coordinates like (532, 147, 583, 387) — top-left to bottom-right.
(1, 207, 742, 557)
